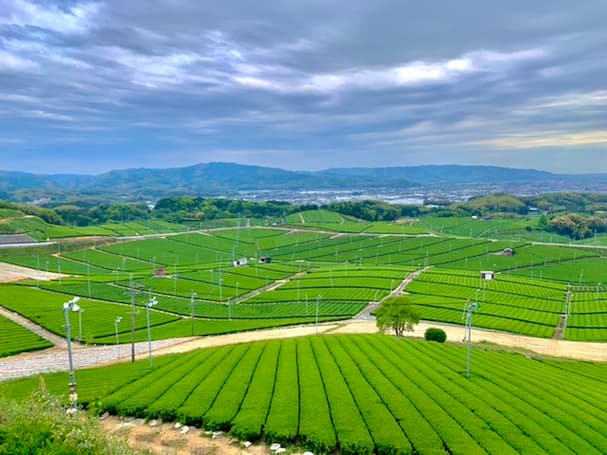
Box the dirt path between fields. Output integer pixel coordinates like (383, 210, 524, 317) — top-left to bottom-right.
(0, 261, 65, 283)
(151, 319, 607, 362)
(329, 320, 607, 361)
(152, 323, 340, 356)
(0, 337, 195, 381)
(355, 266, 430, 321)
(391, 265, 430, 297)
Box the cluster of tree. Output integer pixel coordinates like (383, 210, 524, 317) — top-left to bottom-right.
(545, 213, 607, 240)
(452, 194, 529, 216)
(444, 192, 607, 218)
(5, 191, 607, 233)
(153, 196, 309, 223)
(0, 199, 151, 227)
(0, 200, 62, 224)
(53, 203, 150, 226)
(523, 193, 607, 213)
(327, 200, 426, 221)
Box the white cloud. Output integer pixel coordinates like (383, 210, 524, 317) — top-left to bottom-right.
(515, 90, 607, 114)
(231, 47, 548, 93)
(24, 110, 74, 121)
(1, 0, 100, 34)
(473, 130, 607, 149)
(97, 46, 219, 88)
(0, 49, 37, 71)
(232, 76, 275, 89)
(0, 92, 39, 104)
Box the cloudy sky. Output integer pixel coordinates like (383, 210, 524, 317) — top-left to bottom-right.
(1, 0, 606, 174)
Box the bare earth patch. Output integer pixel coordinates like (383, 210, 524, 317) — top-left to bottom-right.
(152, 323, 340, 357)
(0, 261, 65, 283)
(101, 415, 289, 455)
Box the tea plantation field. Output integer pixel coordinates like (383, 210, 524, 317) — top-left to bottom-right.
(0, 314, 52, 357)
(3, 334, 607, 454)
(2, 224, 607, 342)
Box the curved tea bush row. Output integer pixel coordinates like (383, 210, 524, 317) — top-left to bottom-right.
(5, 334, 607, 454)
(407, 269, 569, 337)
(0, 315, 52, 357)
(0, 285, 179, 341)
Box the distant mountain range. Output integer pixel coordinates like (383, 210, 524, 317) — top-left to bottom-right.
(0, 162, 605, 202)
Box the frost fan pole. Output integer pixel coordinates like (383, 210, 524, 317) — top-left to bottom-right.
(465, 300, 480, 378)
(129, 274, 136, 363)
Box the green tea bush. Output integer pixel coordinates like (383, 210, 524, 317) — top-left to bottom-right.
(424, 327, 447, 343)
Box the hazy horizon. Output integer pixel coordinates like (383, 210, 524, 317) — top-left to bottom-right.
(1, 160, 604, 177)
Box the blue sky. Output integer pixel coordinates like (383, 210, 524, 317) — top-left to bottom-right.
(0, 0, 606, 174)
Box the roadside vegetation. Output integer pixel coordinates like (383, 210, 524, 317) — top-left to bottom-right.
(0, 391, 138, 454)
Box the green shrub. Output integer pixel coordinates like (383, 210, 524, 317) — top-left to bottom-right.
(0, 392, 138, 454)
(424, 328, 447, 343)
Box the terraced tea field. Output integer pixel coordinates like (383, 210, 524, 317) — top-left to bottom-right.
(407, 269, 566, 338)
(2, 223, 607, 342)
(3, 334, 607, 454)
(0, 314, 52, 357)
(2, 219, 607, 454)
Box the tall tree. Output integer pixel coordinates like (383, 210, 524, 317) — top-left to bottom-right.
(375, 295, 421, 337)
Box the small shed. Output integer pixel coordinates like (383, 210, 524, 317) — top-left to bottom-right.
(503, 248, 515, 256)
(259, 256, 272, 264)
(233, 258, 248, 267)
(480, 271, 495, 280)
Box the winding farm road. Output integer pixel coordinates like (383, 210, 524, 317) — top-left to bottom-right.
(0, 337, 195, 381)
(0, 261, 66, 283)
(355, 266, 430, 321)
(3, 317, 607, 383)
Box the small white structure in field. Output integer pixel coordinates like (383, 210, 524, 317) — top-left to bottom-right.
(233, 258, 248, 267)
(480, 271, 495, 280)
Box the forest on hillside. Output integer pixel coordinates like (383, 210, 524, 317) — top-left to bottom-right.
(2, 192, 607, 240)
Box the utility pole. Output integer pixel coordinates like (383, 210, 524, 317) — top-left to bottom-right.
(63, 297, 80, 411)
(77, 307, 85, 343)
(315, 295, 320, 334)
(146, 295, 158, 367)
(190, 290, 197, 336)
(87, 263, 91, 298)
(465, 300, 480, 378)
(129, 274, 136, 363)
(219, 270, 223, 302)
(114, 316, 122, 345)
